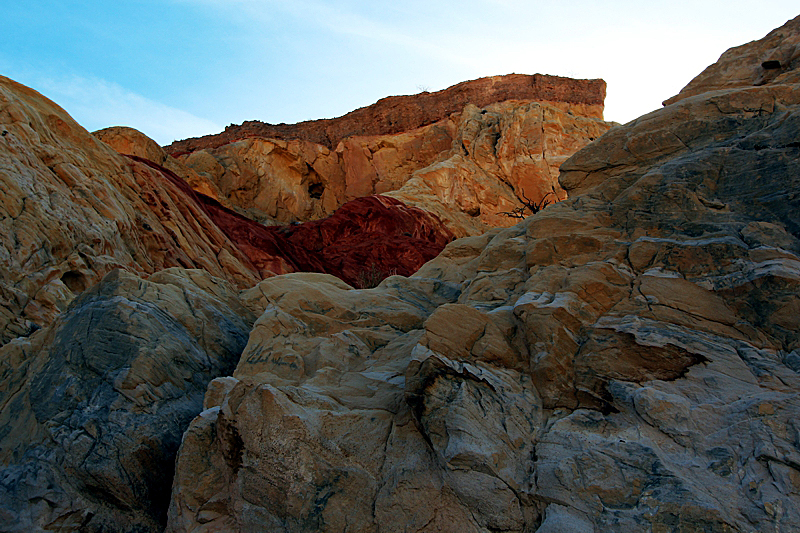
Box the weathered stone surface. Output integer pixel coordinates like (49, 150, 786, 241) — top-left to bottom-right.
(0, 268, 256, 532)
(166, 21, 800, 533)
(0, 77, 258, 344)
(388, 100, 612, 236)
(166, 74, 606, 154)
(174, 97, 612, 235)
(94, 126, 226, 203)
(664, 14, 800, 105)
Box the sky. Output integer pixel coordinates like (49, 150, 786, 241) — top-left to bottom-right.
(2, 1, 798, 146)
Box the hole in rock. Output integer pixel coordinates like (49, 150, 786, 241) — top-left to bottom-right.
(308, 183, 325, 199)
(61, 270, 87, 294)
(762, 60, 781, 69)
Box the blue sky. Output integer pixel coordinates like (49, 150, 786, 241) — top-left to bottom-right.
(2, 1, 798, 145)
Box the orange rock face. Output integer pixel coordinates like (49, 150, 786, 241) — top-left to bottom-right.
(166, 74, 606, 154)
(0, 77, 258, 342)
(167, 75, 614, 234)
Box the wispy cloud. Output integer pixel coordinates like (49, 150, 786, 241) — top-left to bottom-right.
(2, 67, 221, 145)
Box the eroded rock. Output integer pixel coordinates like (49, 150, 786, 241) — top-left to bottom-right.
(0, 269, 256, 532)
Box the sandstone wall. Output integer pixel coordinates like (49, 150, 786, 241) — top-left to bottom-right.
(165, 73, 606, 154)
(169, 95, 613, 234)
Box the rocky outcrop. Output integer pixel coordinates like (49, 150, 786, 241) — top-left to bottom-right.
(126, 155, 454, 287)
(165, 74, 606, 154)
(4, 16, 800, 533)
(0, 269, 256, 532)
(387, 99, 611, 236)
(0, 76, 258, 344)
(664, 14, 800, 105)
(93, 126, 226, 202)
(165, 18, 800, 533)
(170, 93, 613, 233)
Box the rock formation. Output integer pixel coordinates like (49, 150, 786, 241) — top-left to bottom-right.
(1, 13, 800, 533)
(165, 15, 800, 532)
(0, 76, 258, 344)
(163, 75, 613, 234)
(165, 74, 606, 153)
(0, 269, 256, 531)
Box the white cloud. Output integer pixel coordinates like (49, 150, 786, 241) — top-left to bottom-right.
(7, 70, 221, 145)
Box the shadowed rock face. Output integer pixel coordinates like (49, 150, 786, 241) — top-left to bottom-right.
(165, 74, 606, 154)
(0, 269, 256, 532)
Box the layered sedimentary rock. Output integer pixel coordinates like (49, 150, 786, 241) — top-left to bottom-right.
(3, 15, 800, 533)
(120, 154, 453, 288)
(0, 76, 258, 344)
(165, 16, 800, 533)
(94, 126, 226, 202)
(164, 75, 613, 234)
(166, 74, 606, 153)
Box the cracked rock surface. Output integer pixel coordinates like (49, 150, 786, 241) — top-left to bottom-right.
(166, 16, 800, 532)
(0, 268, 256, 531)
(2, 14, 800, 533)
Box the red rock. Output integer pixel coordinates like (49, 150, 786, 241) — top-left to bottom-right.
(131, 155, 453, 287)
(165, 74, 606, 154)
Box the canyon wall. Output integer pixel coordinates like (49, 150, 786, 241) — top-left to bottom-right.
(158, 75, 613, 235)
(1, 13, 799, 533)
(165, 74, 606, 153)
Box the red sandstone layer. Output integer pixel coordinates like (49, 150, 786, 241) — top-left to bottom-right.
(129, 155, 453, 287)
(165, 74, 606, 155)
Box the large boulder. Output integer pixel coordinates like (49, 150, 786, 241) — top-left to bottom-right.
(0, 268, 256, 532)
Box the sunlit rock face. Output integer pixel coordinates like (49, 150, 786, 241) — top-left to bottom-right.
(0, 76, 258, 344)
(165, 15, 800, 533)
(164, 74, 614, 234)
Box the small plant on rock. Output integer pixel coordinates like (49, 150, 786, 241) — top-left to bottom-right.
(500, 190, 555, 219)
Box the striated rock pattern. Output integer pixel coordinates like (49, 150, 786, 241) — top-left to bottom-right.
(0, 76, 258, 344)
(2, 16, 800, 533)
(165, 19, 800, 533)
(0, 269, 256, 532)
(93, 126, 226, 203)
(165, 74, 606, 154)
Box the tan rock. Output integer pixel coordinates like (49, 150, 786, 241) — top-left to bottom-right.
(0, 76, 258, 344)
(664, 14, 800, 105)
(167, 19, 800, 533)
(94, 125, 226, 203)
(173, 83, 613, 234)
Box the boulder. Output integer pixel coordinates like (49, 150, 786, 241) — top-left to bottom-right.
(0, 268, 256, 532)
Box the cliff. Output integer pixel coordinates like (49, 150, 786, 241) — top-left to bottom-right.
(165, 74, 606, 154)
